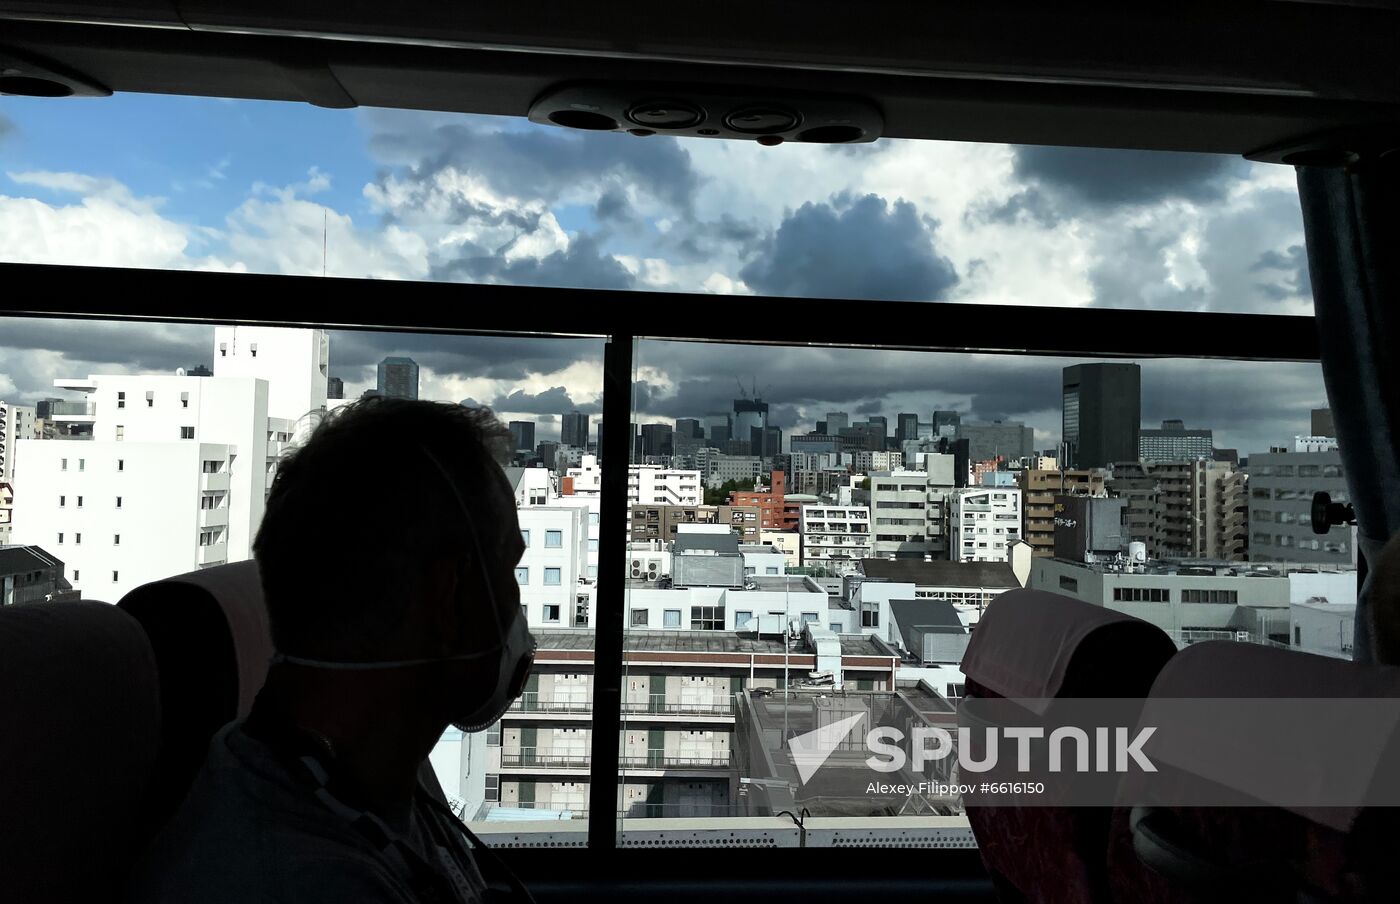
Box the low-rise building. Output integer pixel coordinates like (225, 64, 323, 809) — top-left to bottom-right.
(799, 504, 872, 575)
(947, 487, 1022, 563)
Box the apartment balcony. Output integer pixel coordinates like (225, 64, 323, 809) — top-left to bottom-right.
(499, 749, 733, 775)
(267, 440, 290, 459)
(48, 401, 96, 423)
(197, 541, 228, 566)
(509, 695, 736, 721)
(198, 506, 229, 529)
(200, 471, 231, 492)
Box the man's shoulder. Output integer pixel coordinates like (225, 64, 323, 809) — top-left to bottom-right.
(128, 723, 413, 903)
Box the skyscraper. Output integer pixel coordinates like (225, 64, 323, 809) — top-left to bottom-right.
(562, 411, 589, 448)
(932, 410, 961, 439)
(1062, 363, 1141, 469)
(866, 415, 889, 450)
(640, 423, 674, 457)
(327, 377, 344, 399)
(376, 356, 419, 400)
(675, 418, 704, 439)
(508, 420, 536, 452)
(896, 413, 919, 444)
(733, 398, 769, 438)
(824, 411, 849, 433)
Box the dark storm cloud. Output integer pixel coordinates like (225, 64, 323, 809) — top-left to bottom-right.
(327, 332, 603, 385)
(493, 386, 600, 416)
(593, 187, 633, 223)
(0, 319, 211, 371)
(366, 116, 701, 212)
(739, 193, 959, 301)
(430, 233, 636, 292)
(1250, 244, 1311, 301)
(1012, 146, 1249, 207)
(627, 341, 1325, 457)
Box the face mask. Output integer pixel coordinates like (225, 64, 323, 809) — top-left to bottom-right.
(270, 442, 536, 734)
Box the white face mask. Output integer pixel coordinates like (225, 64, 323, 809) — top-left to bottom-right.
(270, 443, 536, 733)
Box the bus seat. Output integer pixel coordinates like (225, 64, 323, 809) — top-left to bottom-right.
(1106, 642, 1400, 903)
(0, 600, 162, 903)
(960, 589, 1178, 904)
(117, 560, 273, 833)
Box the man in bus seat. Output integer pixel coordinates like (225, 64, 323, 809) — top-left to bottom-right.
(130, 397, 536, 903)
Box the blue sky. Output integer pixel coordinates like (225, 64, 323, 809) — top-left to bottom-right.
(0, 91, 1327, 454)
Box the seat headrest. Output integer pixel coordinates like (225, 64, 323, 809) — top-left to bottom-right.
(116, 559, 272, 831)
(961, 588, 1178, 709)
(1139, 642, 1400, 830)
(0, 601, 161, 901)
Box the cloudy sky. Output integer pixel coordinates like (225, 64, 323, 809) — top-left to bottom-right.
(0, 93, 1325, 456)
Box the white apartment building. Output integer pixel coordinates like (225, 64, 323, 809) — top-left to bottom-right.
(212, 326, 328, 432)
(848, 450, 901, 473)
(565, 455, 602, 494)
(0, 403, 37, 545)
(869, 459, 956, 559)
(11, 328, 326, 601)
(947, 487, 1023, 563)
(799, 504, 872, 575)
(628, 464, 702, 506)
(516, 505, 591, 628)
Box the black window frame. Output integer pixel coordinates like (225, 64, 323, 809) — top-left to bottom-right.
(1, 261, 1321, 856)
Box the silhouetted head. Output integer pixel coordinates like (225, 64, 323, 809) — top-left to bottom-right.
(254, 396, 526, 724)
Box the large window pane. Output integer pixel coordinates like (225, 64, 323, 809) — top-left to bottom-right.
(1, 95, 1308, 316)
(613, 338, 1351, 846)
(0, 315, 604, 846)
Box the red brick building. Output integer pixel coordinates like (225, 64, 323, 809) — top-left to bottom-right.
(727, 471, 798, 530)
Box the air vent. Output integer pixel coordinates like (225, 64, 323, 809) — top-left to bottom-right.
(530, 82, 881, 146)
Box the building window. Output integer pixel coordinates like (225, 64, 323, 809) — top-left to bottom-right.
(543, 604, 561, 622)
(117, 459, 124, 471)
(588, 538, 599, 552)
(862, 608, 879, 628)
(78, 458, 85, 471)
(484, 775, 500, 803)
(663, 609, 682, 628)
(77, 496, 83, 508)
(546, 530, 563, 548)
(250, 343, 258, 357)
(146, 391, 154, 408)
(57, 532, 63, 544)
(589, 512, 600, 525)
(735, 610, 753, 628)
(180, 392, 189, 408)
(544, 567, 562, 586)
(61, 458, 67, 471)
(116, 426, 124, 441)
(219, 343, 227, 357)
(73, 570, 78, 581)
(801, 612, 819, 625)
(112, 571, 118, 582)
(180, 426, 195, 439)
(113, 534, 120, 545)
(74, 533, 81, 545)
(691, 606, 725, 630)
(117, 391, 125, 408)
(514, 567, 528, 585)
(59, 495, 65, 507)
(202, 460, 220, 473)
(630, 609, 649, 628)
(520, 529, 530, 546)
(486, 722, 501, 746)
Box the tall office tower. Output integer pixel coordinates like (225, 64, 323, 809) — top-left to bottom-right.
(640, 423, 674, 457)
(957, 421, 1035, 464)
(824, 411, 850, 434)
(733, 398, 769, 439)
(1062, 363, 1141, 469)
(896, 413, 919, 444)
(751, 425, 783, 458)
(866, 416, 888, 450)
(705, 414, 731, 447)
(327, 377, 344, 400)
(509, 420, 536, 452)
(561, 411, 590, 448)
(376, 356, 420, 400)
(932, 410, 961, 439)
(675, 418, 705, 439)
